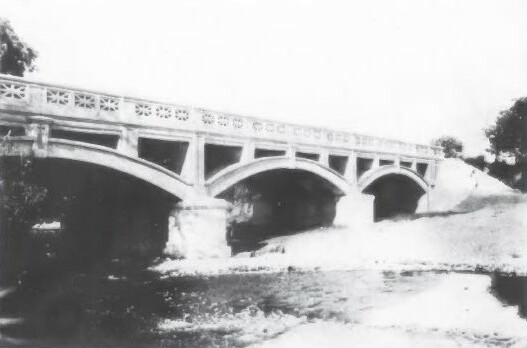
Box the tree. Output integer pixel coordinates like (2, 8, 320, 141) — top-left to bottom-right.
(486, 97, 527, 192)
(432, 136, 463, 158)
(0, 17, 37, 76)
(0, 18, 40, 283)
(0, 157, 48, 282)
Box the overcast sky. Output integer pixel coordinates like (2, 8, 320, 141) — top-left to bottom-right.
(1, 0, 526, 155)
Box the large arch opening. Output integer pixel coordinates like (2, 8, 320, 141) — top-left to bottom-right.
(217, 169, 345, 253)
(362, 173, 426, 221)
(0, 156, 182, 340)
(0, 157, 179, 285)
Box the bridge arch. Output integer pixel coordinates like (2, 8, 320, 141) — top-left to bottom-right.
(1, 138, 195, 201)
(358, 165, 428, 220)
(358, 165, 429, 193)
(206, 156, 351, 197)
(205, 157, 350, 251)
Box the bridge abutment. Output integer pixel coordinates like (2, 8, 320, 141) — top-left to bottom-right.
(164, 198, 231, 259)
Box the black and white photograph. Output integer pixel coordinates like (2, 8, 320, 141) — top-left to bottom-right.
(0, 0, 526, 347)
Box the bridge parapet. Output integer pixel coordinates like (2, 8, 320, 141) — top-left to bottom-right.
(0, 74, 443, 159)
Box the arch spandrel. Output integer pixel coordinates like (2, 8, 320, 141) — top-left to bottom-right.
(358, 165, 429, 193)
(0, 138, 195, 200)
(206, 157, 352, 197)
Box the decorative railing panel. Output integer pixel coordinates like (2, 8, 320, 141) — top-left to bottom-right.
(0, 81, 27, 100)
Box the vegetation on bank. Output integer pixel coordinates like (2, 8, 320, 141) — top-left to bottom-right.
(434, 101, 527, 192)
(0, 18, 44, 283)
(485, 98, 527, 192)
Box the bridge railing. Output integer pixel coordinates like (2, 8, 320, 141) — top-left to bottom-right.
(0, 74, 443, 159)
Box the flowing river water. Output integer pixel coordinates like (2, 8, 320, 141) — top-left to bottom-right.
(1, 266, 526, 348)
(1, 194, 527, 347)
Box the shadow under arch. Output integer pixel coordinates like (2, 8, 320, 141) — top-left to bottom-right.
(0, 138, 191, 282)
(205, 157, 350, 252)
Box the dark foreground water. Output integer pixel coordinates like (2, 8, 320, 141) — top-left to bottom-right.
(1, 269, 526, 348)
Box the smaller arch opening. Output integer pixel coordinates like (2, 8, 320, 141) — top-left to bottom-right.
(138, 137, 189, 174)
(205, 144, 243, 179)
(295, 152, 320, 161)
(363, 174, 426, 221)
(255, 148, 285, 158)
(357, 157, 374, 177)
(0, 125, 25, 136)
(50, 129, 119, 149)
(328, 155, 348, 175)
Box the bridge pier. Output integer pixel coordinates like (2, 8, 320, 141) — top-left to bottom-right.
(334, 192, 375, 228)
(164, 198, 231, 259)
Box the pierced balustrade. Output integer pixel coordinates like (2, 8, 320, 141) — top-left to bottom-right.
(0, 75, 443, 160)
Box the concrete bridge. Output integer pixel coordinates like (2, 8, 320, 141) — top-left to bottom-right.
(0, 74, 443, 258)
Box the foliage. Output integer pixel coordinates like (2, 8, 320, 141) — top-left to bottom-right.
(0, 18, 40, 282)
(0, 158, 48, 227)
(0, 18, 43, 228)
(486, 97, 527, 191)
(432, 136, 464, 158)
(464, 155, 486, 171)
(0, 156, 48, 283)
(486, 97, 527, 161)
(0, 17, 43, 230)
(0, 17, 37, 76)
(463, 155, 524, 190)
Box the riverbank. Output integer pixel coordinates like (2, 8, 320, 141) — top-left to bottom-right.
(153, 159, 526, 276)
(153, 193, 527, 276)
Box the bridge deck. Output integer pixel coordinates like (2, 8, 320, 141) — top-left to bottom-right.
(0, 74, 442, 159)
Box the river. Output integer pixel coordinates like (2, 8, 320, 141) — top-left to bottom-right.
(2, 194, 527, 347)
(1, 267, 527, 348)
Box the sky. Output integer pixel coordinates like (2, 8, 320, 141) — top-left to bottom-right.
(1, 0, 526, 156)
